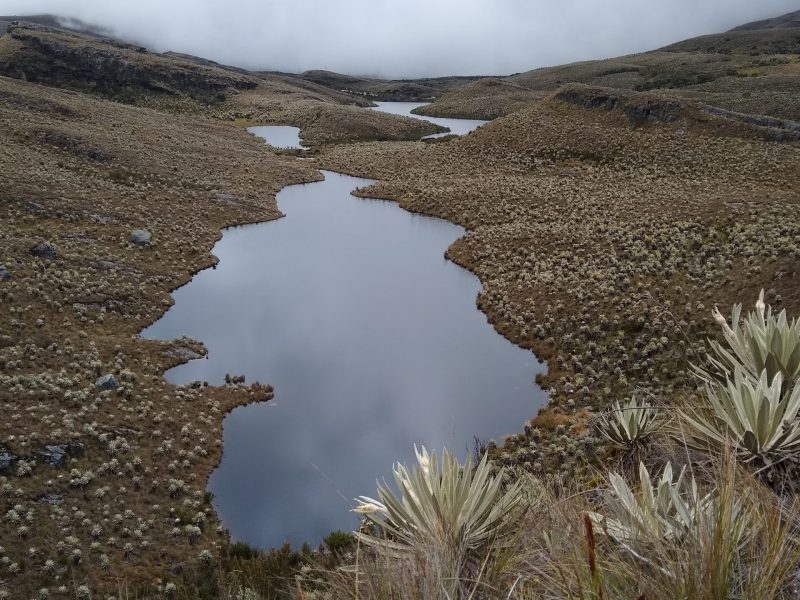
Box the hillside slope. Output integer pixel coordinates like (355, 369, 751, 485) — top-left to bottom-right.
(730, 9, 800, 31)
(421, 9, 800, 121)
(0, 22, 444, 143)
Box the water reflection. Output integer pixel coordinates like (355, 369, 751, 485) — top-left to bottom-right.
(370, 101, 488, 138)
(142, 170, 545, 548)
(248, 125, 306, 149)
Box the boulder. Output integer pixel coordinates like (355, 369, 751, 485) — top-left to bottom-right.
(38, 440, 84, 468)
(24, 200, 46, 214)
(95, 373, 119, 390)
(0, 265, 11, 281)
(31, 240, 56, 258)
(131, 229, 152, 246)
(39, 444, 68, 468)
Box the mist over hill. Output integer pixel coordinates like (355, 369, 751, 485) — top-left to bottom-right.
(2, 0, 798, 77)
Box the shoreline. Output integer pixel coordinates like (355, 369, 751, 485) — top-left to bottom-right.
(148, 161, 549, 551)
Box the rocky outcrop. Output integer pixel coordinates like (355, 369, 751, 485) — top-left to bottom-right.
(554, 85, 683, 125)
(700, 105, 800, 141)
(553, 84, 800, 140)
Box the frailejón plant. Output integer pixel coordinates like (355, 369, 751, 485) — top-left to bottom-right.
(684, 369, 800, 466)
(592, 462, 713, 545)
(705, 290, 800, 388)
(353, 446, 524, 593)
(596, 396, 662, 448)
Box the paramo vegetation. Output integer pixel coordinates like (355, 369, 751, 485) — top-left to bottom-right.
(1, 10, 800, 600)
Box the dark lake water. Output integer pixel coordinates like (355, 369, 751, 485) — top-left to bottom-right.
(370, 101, 488, 138)
(142, 165, 545, 548)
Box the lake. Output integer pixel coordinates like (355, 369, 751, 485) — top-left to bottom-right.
(142, 119, 543, 549)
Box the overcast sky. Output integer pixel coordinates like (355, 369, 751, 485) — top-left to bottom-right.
(2, 1, 797, 77)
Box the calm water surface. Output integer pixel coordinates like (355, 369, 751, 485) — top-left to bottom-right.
(248, 125, 305, 149)
(371, 101, 488, 138)
(142, 155, 544, 549)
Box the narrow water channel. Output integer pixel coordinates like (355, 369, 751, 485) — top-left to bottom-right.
(142, 123, 544, 549)
(370, 101, 488, 138)
(248, 102, 487, 148)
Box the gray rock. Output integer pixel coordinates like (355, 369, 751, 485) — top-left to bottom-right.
(0, 447, 18, 474)
(25, 200, 46, 214)
(39, 444, 68, 468)
(31, 240, 56, 258)
(130, 229, 152, 246)
(37, 493, 63, 505)
(95, 373, 119, 390)
(37, 440, 84, 468)
(0, 265, 11, 281)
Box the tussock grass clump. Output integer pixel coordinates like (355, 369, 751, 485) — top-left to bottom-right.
(531, 459, 800, 600)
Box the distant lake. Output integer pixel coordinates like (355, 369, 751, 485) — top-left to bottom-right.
(248, 125, 305, 149)
(371, 101, 487, 138)
(142, 126, 543, 550)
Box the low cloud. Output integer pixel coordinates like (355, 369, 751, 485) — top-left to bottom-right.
(2, 0, 797, 77)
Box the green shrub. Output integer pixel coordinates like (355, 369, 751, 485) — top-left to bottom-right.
(322, 530, 355, 555)
(227, 541, 260, 561)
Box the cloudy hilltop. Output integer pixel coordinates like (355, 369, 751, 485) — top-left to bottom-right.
(1, 0, 799, 76)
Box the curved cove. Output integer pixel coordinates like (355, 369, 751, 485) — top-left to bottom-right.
(371, 101, 488, 138)
(141, 169, 546, 549)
